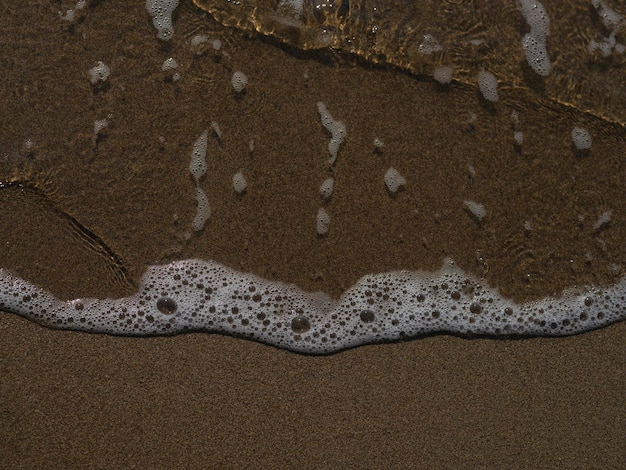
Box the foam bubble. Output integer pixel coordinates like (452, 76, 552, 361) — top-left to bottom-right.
(278, 0, 304, 17)
(162, 57, 178, 71)
(522, 32, 551, 76)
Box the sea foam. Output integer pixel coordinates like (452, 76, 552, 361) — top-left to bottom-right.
(1, 258, 624, 354)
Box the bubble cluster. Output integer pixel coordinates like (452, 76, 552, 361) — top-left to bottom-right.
(1, 258, 625, 354)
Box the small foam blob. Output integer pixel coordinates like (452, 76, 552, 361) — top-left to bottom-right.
(418, 34, 443, 54)
(231, 71, 248, 93)
(517, 0, 551, 76)
(161, 57, 178, 71)
(317, 102, 346, 165)
(319, 177, 334, 200)
(467, 165, 476, 178)
(59, 0, 85, 21)
(189, 130, 208, 182)
(571, 126, 592, 150)
(384, 167, 406, 195)
(514, 131, 524, 146)
(588, 1, 625, 57)
(211, 121, 223, 141)
(477, 70, 499, 102)
(92, 119, 108, 145)
(156, 297, 177, 314)
(290, 314, 311, 333)
(232, 171, 247, 194)
(88, 61, 110, 85)
(190, 35, 224, 56)
(359, 310, 375, 323)
(191, 34, 209, 47)
(192, 186, 210, 231)
(433, 65, 453, 84)
(59, 9, 75, 21)
(146, 0, 179, 41)
(2, 257, 625, 354)
(522, 32, 551, 76)
(592, 0, 624, 31)
(463, 200, 486, 222)
(316, 207, 330, 235)
(589, 35, 618, 57)
(162, 57, 180, 81)
(518, 0, 550, 37)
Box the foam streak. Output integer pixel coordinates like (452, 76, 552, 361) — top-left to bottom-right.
(1, 259, 624, 354)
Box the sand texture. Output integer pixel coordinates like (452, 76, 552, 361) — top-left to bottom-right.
(1, 0, 624, 467)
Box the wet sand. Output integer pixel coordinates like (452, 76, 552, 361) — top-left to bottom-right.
(1, 1, 624, 467)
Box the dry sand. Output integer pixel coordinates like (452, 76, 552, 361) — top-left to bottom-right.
(1, 0, 624, 468)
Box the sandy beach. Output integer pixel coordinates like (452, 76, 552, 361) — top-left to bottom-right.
(1, 0, 624, 467)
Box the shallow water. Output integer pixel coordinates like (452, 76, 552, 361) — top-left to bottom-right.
(195, 0, 626, 125)
(0, 0, 625, 346)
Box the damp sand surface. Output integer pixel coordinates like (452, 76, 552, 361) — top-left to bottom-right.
(0, 0, 625, 467)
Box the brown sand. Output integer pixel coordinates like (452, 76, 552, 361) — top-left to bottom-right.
(1, 1, 624, 468)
